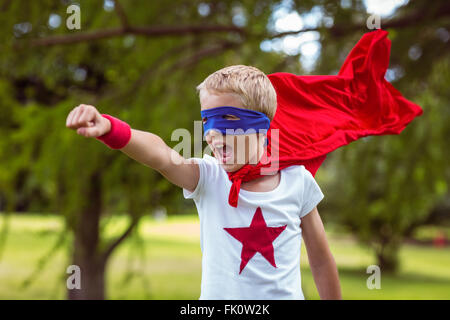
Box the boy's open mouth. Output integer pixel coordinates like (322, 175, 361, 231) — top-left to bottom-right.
(213, 142, 233, 164)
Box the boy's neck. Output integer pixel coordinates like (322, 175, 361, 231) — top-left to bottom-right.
(241, 170, 281, 192)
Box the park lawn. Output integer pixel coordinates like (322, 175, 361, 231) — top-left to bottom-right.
(0, 214, 449, 299)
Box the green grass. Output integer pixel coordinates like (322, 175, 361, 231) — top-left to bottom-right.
(0, 214, 449, 299)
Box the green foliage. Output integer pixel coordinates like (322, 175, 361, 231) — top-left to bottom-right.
(0, 0, 448, 296)
(2, 214, 450, 299)
(326, 56, 450, 272)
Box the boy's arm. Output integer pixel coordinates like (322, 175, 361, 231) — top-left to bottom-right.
(121, 128, 199, 192)
(301, 206, 342, 300)
(66, 104, 199, 192)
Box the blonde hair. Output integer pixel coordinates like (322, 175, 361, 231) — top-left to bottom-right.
(196, 65, 277, 120)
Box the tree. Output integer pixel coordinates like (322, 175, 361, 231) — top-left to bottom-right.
(326, 57, 450, 272)
(0, 0, 288, 299)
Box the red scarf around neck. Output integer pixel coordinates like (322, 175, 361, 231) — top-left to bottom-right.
(226, 29, 423, 208)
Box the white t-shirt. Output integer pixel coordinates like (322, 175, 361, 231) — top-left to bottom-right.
(183, 154, 324, 300)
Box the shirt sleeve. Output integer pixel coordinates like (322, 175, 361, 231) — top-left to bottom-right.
(182, 154, 219, 201)
(299, 166, 324, 218)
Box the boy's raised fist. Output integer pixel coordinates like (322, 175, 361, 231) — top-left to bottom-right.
(65, 104, 111, 138)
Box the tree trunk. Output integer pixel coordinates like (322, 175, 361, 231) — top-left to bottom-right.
(375, 240, 400, 274)
(67, 172, 106, 300)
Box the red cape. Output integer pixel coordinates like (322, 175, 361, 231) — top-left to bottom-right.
(227, 29, 423, 208)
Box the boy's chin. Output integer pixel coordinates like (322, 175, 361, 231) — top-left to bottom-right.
(219, 163, 245, 172)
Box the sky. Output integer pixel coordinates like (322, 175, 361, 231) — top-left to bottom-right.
(262, 0, 409, 72)
(47, 0, 410, 72)
(40, 0, 411, 79)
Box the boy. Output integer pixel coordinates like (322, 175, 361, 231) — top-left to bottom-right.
(66, 65, 342, 300)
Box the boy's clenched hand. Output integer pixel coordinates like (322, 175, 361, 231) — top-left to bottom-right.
(66, 104, 111, 138)
(65, 104, 199, 192)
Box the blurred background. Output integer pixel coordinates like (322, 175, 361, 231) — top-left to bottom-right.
(0, 0, 449, 300)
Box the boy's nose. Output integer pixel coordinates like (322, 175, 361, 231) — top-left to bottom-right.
(205, 129, 223, 142)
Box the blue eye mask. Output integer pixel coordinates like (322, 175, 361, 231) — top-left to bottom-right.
(201, 106, 271, 136)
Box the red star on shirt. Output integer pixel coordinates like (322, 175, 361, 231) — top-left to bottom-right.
(224, 207, 287, 274)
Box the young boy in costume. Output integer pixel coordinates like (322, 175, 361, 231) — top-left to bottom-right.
(66, 29, 422, 300)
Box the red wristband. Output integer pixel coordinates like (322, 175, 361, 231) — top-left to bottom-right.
(96, 114, 132, 149)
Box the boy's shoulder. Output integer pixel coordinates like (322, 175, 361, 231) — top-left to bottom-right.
(203, 153, 218, 163)
(189, 153, 218, 166)
(281, 165, 318, 187)
(281, 164, 306, 176)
